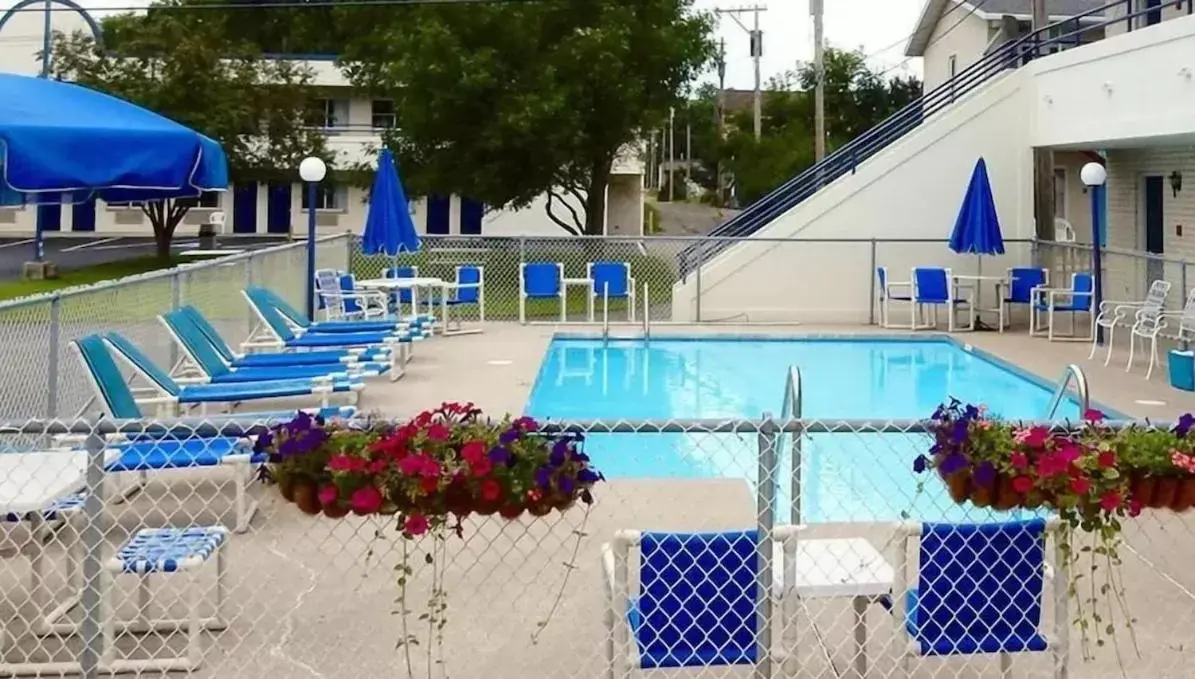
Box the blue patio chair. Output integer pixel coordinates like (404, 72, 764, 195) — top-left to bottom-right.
(432, 265, 486, 336)
(998, 267, 1048, 333)
(101, 332, 363, 416)
(519, 262, 564, 323)
(1029, 272, 1094, 342)
(589, 261, 637, 323)
(315, 269, 388, 321)
(384, 265, 419, 310)
(877, 267, 914, 329)
(160, 310, 391, 383)
(179, 305, 391, 369)
(885, 519, 1066, 679)
(250, 286, 430, 337)
(603, 528, 805, 678)
(911, 267, 974, 332)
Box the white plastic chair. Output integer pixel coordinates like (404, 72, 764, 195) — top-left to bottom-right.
(1088, 279, 1170, 369)
(876, 267, 914, 329)
(1123, 280, 1174, 378)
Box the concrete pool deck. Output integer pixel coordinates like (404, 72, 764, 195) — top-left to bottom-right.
(2, 323, 1192, 678)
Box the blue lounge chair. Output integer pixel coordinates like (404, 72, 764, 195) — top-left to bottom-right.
(877, 267, 914, 328)
(160, 310, 392, 384)
(589, 261, 636, 322)
(885, 519, 1066, 678)
(520, 262, 565, 323)
(101, 332, 363, 416)
(998, 267, 1049, 333)
(1030, 272, 1093, 342)
(911, 267, 974, 332)
(603, 528, 805, 677)
(179, 305, 391, 368)
(248, 286, 432, 337)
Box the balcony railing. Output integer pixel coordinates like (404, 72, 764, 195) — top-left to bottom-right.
(677, 0, 1181, 279)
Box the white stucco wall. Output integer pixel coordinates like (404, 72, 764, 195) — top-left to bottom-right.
(921, 9, 993, 94)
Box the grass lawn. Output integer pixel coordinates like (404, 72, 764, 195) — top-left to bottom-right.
(0, 256, 188, 302)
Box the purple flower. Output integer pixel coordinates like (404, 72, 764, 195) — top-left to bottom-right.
(535, 466, 553, 489)
(577, 468, 603, 485)
(1176, 413, 1195, 438)
(913, 455, 929, 474)
(499, 428, 520, 445)
(488, 445, 512, 465)
(254, 431, 274, 453)
(963, 404, 980, 422)
(973, 461, 997, 486)
(950, 420, 969, 445)
(937, 453, 968, 476)
(557, 476, 575, 495)
(549, 439, 571, 466)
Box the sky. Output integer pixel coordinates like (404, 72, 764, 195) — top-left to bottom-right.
(695, 0, 928, 88)
(0, 0, 929, 85)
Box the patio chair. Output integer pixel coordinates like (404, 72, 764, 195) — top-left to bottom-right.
(998, 267, 1049, 333)
(384, 265, 420, 314)
(602, 528, 802, 678)
(179, 305, 391, 368)
(876, 267, 914, 329)
(911, 267, 974, 332)
(102, 332, 363, 416)
(315, 269, 389, 322)
(1092, 280, 1171, 378)
(430, 265, 485, 336)
(520, 262, 565, 323)
(248, 286, 431, 337)
(884, 518, 1067, 679)
(1030, 272, 1094, 342)
(160, 310, 392, 384)
(589, 261, 637, 323)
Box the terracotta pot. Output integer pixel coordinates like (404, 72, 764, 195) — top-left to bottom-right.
(552, 496, 577, 513)
(527, 502, 553, 518)
(293, 483, 321, 515)
(970, 476, 996, 508)
(277, 477, 296, 502)
(992, 476, 1024, 511)
(498, 504, 525, 520)
(1172, 478, 1195, 513)
(1129, 474, 1158, 508)
(1153, 477, 1180, 509)
(474, 499, 501, 516)
(944, 473, 970, 504)
(322, 502, 350, 519)
(445, 479, 474, 517)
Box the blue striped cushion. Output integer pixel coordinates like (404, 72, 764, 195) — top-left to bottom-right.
(3, 492, 86, 522)
(114, 527, 228, 574)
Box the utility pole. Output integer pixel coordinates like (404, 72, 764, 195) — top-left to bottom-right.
(812, 0, 826, 162)
(716, 5, 767, 142)
(715, 38, 727, 206)
(1031, 0, 1056, 241)
(685, 107, 692, 186)
(668, 107, 675, 202)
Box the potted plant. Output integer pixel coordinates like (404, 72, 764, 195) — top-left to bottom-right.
(254, 411, 340, 515)
(1115, 426, 1181, 508)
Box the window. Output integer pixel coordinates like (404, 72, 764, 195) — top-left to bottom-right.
(308, 98, 349, 130)
(301, 184, 345, 211)
(1053, 167, 1068, 220)
(371, 100, 396, 129)
(176, 192, 221, 209)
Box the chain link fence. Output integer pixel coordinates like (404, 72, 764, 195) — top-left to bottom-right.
(0, 236, 350, 421)
(0, 416, 1188, 678)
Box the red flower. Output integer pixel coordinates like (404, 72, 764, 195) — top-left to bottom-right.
(329, 454, 365, 472)
(1069, 477, 1092, 495)
(420, 476, 438, 494)
(470, 456, 494, 478)
(369, 435, 409, 460)
(1099, 491, 1122, 512)
(1083, 409, 1106, 422)
(1129, 498, 1142, 517)
(349, 485, 383, 514)
(1098, 450, 1117, 469)
(1012, 475, 1034, 493)
(413, 411, 433, 427)
(317, 485, 338, 506)
(1010, 452, 1029, 470)
(426, 423, 451, 441)
(460, 440, 487, 465)
(400, 454, 440, 478)
(404, 513, 430, 536)
(479, 479, 502, 502)
(367, 458, 389, 474)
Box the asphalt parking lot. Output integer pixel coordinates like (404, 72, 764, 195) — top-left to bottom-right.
(0, 235, 290, 280)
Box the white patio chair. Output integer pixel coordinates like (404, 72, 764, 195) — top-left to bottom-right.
(1123, 280, 1174, 379)
(876, 266, 914, 328)
(1088, 279, 1170, 368)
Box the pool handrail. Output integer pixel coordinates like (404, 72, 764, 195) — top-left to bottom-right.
(781, 365, 803, 525)
(1045, 364, 1090, 420)
(642, 282, 650, 340)
(601, 286, 610, 343)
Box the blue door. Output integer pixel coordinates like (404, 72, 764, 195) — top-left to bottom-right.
(71, 198, 96, 232)
(233, 182, 258, 234)
(37, 201, 61, 232)
(460, 198, 484, 235)
(1146, 0, 1163, 26)
(266, 183, 292, 234)
(427, 194, 450, 235)
(1144, 175, 1165, 286)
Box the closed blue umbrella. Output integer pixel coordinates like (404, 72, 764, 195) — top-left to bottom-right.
(362, 148, 419, 256)
(949, 157, 1005, 256)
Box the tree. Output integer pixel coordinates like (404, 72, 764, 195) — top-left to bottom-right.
(338, 0, 715, 235)
(50, 3, 326, 258)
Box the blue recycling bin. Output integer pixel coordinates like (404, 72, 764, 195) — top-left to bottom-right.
(1169, 349, 1195, 391)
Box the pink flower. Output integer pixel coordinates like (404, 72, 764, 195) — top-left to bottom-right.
(1129, 498, 1143, 517)
(329, 454, 365, 472)
(426, 424, 451, 441)
(470, 456, 494, 478)
(1013, 426, 1050, 448)
(1098, 450, 1117, 469)
(479, 479, 502, 502)
(317, 485, 338, 506)
(1012, 475, 1034, 493)
(1171, 452, 1195, 474)
(349, 485, 383, 514)
(1069, 477, 1092, 495)
(460, 440, 487, 465)
(978, 421, 992, 430)
(1083, 409, 1106, 423)
(1099, 491, 1122, 513)
(1010, 452, 1029, 470)
(404, 514, 430, 536)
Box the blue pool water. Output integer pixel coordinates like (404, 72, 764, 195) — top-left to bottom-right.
(525, 336, 1081, 524)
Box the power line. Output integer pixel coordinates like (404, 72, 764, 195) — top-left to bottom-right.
(858, 0, 968, 65)
(0, 0, 616, 15)
(878, 0, 990, 78)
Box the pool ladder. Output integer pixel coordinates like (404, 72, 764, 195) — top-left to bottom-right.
(1044, 364, 1090, 419)
(600, 283, 650, 343)
(781, 365, 803, 526)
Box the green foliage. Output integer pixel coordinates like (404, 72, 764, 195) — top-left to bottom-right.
(337, 0, 715, 235)
(49, 3, 326, 256)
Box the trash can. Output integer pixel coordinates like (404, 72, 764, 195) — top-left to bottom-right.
(198, 211, 225, 250)
(1169, 349, 1195, 391)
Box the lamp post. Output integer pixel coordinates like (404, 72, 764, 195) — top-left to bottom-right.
(1081, 161, 1107, 345)
(299, 156, 327, 322)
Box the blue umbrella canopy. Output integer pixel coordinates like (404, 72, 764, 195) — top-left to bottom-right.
(362, 148, 419, 256)
(0, 73, 227, 206)
(949, 157, 1005, 256)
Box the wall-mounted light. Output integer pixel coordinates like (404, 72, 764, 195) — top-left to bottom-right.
(1171, 170, 1184, 198)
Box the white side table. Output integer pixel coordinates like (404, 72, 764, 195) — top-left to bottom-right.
(561, 277, 594, 322)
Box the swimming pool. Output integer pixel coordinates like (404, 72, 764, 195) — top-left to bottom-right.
(525, 336, 1087, 524)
